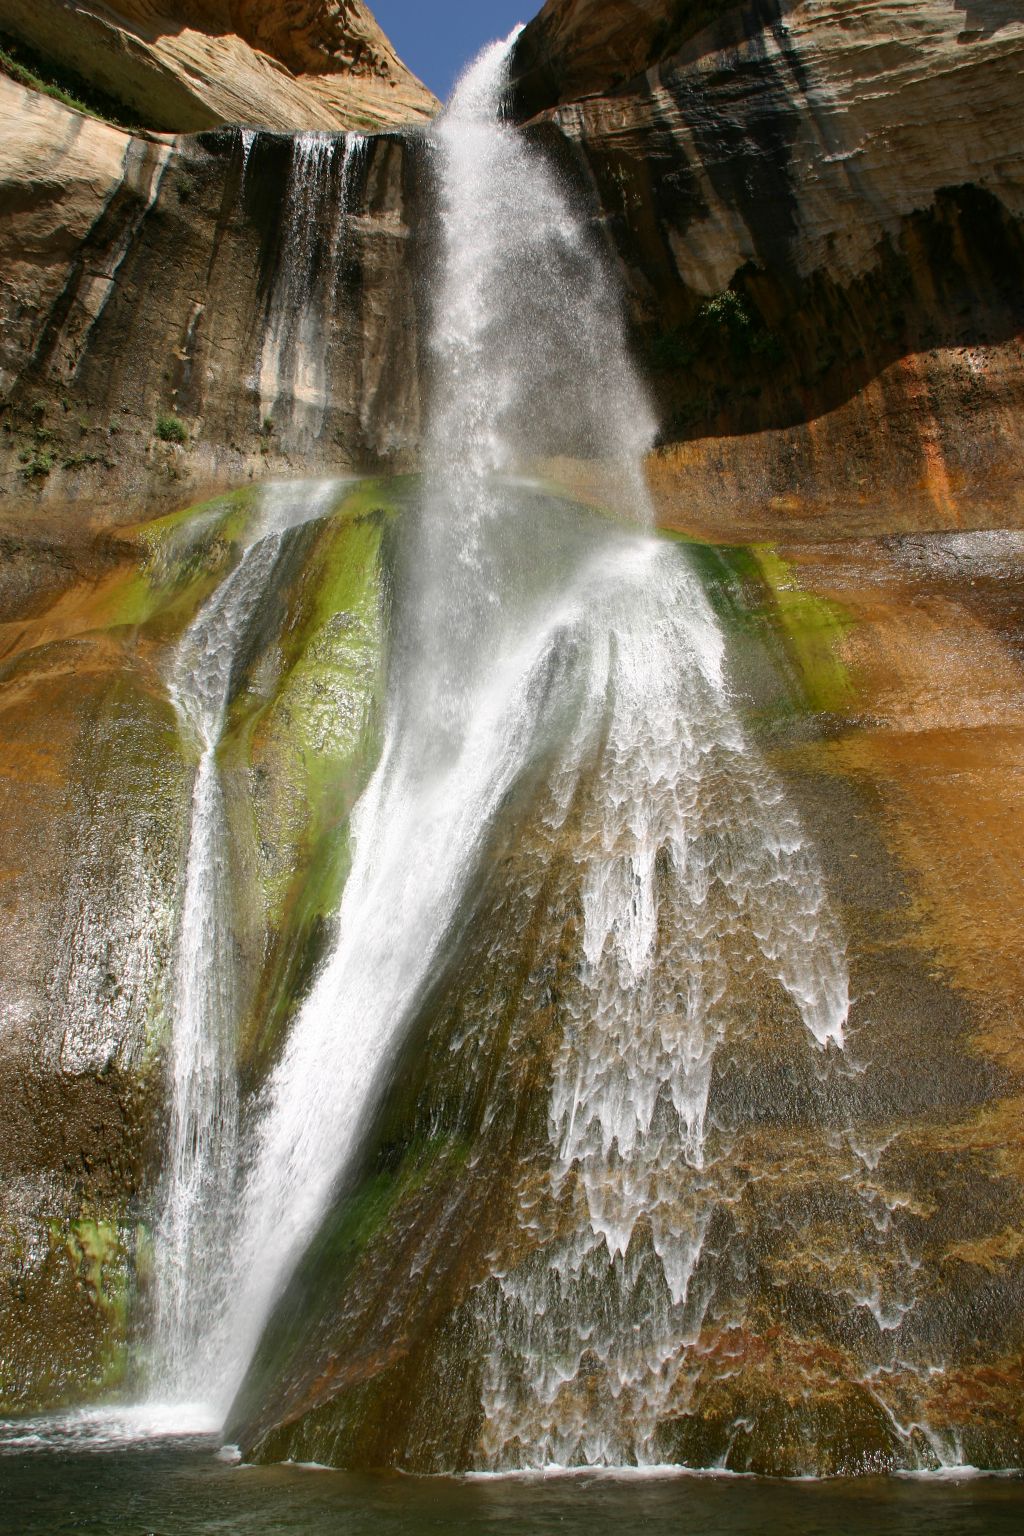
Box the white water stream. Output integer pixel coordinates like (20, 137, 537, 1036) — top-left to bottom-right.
(152, 479, 344, 1407)
(201, 33, 850, 1446)
(257, 130, 366, 444)
(0, 32, 983, 1481)
(475, 530, 852, 1465)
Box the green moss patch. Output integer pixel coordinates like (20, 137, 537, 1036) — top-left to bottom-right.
(219, 479, 409, 1075)
(154, 414, 188, 446)
(667, 534, 855, 719)
(650, 286, 782, 374)
(0, 1214, 139, 1413)
(751, 543, 854, 714)
(96, 487, 261, 635)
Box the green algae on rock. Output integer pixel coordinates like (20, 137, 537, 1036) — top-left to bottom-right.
(0, 476, 397, 1414)
(2, 1, 1024, 1484)
(220, 477, 402, 1078)
(226, 512, 1024, 1475)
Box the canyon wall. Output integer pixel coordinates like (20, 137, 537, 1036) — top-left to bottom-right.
(0, 1, 437, 130)
(2, 0, 1024, 1470)
(4, 3, 1023, 536)
(511, 0, 1024, 538)
(0, 74, 427, 520)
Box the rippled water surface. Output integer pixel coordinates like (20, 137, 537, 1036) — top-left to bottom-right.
(0, 1436, 1022, 1536)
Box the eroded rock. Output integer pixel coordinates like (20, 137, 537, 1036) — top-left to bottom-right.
(511, 0, 1024, 535)
(1, 1, 438, 132)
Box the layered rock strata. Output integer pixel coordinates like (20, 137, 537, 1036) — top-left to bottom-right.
(1, 1, 438, 131)
(0, 75, 426, 519)
(512, 0, 1024, 537)
(4, 4, 1024, 537)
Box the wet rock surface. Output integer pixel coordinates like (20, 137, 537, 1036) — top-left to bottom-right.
(0, 78, 428, 517)
(1, 0, 1023, 1479)
(227, 515, 1024, 1474)
(2, 481, 1022, 1467)
(0, 480, 392, 1412)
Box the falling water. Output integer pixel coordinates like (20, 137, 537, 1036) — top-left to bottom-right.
(216, 31, 853, 1453)
(152, 479, 344, 1406)
(474, 535, 854, 1466)
(257, 131, 366, 443)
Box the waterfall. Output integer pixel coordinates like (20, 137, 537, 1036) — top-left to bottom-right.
(474, 538, 853, 1466)
(215, 31, 851, 1454)
(151, 479, 344, 1411)
(257, 131, 366, 445)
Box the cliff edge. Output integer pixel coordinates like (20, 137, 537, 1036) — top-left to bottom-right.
(0, 0, 438, 131)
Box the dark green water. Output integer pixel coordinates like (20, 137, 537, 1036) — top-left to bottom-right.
(0, 1438, 1022, 1536)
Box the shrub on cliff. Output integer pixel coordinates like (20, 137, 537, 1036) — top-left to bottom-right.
(155, 414, 188, 446)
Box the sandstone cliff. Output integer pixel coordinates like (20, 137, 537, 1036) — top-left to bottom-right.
(0, 73, 426, 514)
(2, 1, 1024, 1472)
(0, 475, 396, 1411)
(1, 1, 438, 131)
(5, 4, 1022, 535)
(511, 0, 1024, 537)
(512, 0, 726, 114)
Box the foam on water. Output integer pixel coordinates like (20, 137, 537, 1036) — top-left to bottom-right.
(0, 1402, 221, 1453)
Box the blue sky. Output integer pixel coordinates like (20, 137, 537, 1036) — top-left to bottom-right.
(372, 2, 538, 101)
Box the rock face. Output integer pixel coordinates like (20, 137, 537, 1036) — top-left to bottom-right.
(5, 2, 1023, 532)
(1, 1, 438, 131)
(227, 511, 1024, 1475)
(0, 518, 187, 1410)
(511, 0, 719, 114)
(216, 2, 1024, 1473)
(511, 0, 1024, 537)
(0, 477, 395, 1411)
(0, 74, 427, 517)
(2, 0, 1024, 1479)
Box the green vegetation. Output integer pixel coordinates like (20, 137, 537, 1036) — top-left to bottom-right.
(8, 397, 58, 481)
(93, 487, 260, 635)
(17, 447, 53, 480)
(5, 397, 121, 484)
(0, 33, 143, 131)
(155, 413, 189, 445)
(651, 286, 783, 373)
(224, 478, 409, 1074)
(232, 1129, 473, 1447)
(60, 450, 111, 472)
(318, 1135, 471, 1275)
(0, 1214, 138, 1413)
(59, 1218, 134, 1399)
(94, 477, 397, 1085)
(673, 536, 854, 718)
(752, 543, 854, 713)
